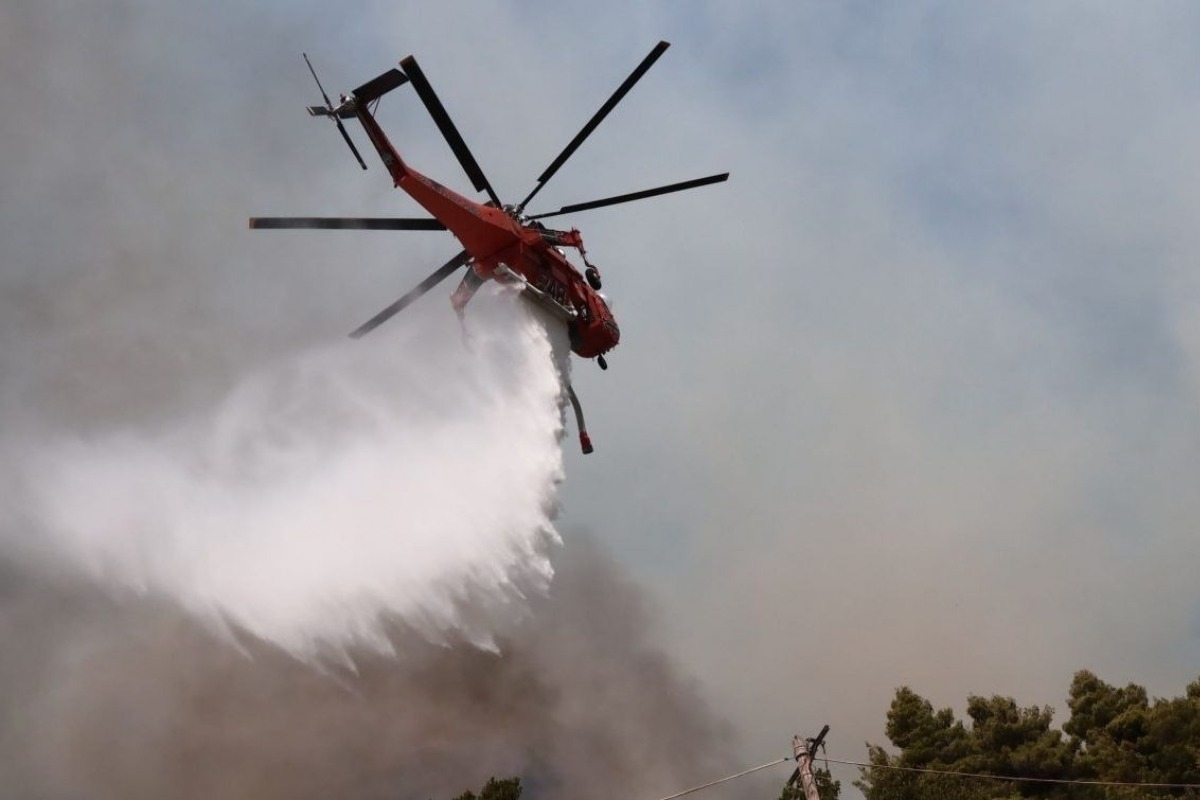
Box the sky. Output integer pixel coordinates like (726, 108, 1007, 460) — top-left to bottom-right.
(4, 1, 1200, 797)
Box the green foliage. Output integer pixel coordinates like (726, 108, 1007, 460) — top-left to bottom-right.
(1065, 670, 1200, 795)
(453, 777, 522, 800)
(857, 672, 1200, 800)
(1064, 671, 1149, 744)
(886, 687, 973, 766)
(853, 741, 1017, 800)
(779, 765, 841, 800)
(958, 694, 1074, 786)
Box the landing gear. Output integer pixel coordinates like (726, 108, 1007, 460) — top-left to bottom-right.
(597, 354, 608, 370)
(585, 265, 602, 291)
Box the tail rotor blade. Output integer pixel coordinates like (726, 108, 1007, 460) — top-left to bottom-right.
(527, 172, 728, 220)
(349, 250, 471, 338)
(517, 41, 670, 212)
(304, 53, 367, 170)
(303, 52, 335, 108)
(400, 55, 502, 207)
(335, 117, 368, 170)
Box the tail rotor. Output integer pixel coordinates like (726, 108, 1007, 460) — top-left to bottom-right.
(303, 53, 368, 170)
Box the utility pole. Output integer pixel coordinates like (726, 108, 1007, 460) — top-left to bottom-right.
(786, 725, 830, 800)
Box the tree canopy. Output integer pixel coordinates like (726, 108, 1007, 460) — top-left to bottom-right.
(453, 777, 523, 800)
(855, 672, 1200, 800)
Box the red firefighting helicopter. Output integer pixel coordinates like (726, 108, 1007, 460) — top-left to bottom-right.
(250, 42, 728, 454)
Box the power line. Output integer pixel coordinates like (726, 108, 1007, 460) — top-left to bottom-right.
(654, 757, 792, 800)
(826, 755, 1200, 789)
(650, 745, 1200, 800)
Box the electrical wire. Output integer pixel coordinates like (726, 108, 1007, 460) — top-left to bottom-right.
(654, 757, 792, 800)
(650, 749, 1200, 800)
(825, 756, 1200, 789)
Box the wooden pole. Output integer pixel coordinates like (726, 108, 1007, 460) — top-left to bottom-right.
(790, 725, 829, 800)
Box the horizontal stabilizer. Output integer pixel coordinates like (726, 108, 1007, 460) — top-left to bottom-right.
(307, 104, 356, 120)
(354, 68, 409, 104)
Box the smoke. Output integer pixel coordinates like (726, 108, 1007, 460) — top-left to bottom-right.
(0, 539, 734, 800)
(0, 222, 740, 798)
(0, 248, 738, 797)
(0, 5, 743, 798)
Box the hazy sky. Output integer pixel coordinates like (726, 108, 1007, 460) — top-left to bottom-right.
(4, 1, 1200, 797)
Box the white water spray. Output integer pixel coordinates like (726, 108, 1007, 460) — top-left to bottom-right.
(17, 290, 569, 660)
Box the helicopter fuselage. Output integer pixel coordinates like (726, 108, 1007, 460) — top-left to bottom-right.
(352, 97, 620, 359)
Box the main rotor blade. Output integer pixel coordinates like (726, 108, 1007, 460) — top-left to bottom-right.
(517, 41, 670, 212)
(400, 56, 502, 207)
(349, 250, 471, 339)
(250, 217, 447, 230)
(527, 172, 729, 220)
(353, 68, 409, 103)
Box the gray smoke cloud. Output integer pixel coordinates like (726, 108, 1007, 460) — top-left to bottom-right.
(0, 6, 753, 800)
(0, 3, 750, 798)
(0, 540, 734, 800)
(32, 2, 1200, 797)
